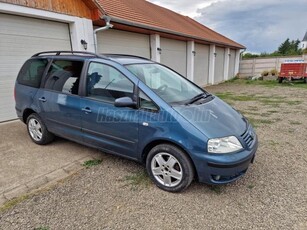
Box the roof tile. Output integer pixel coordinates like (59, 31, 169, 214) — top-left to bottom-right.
(96, 0, 244, 48)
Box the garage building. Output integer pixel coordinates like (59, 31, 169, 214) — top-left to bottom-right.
(0, 0, 245, 122)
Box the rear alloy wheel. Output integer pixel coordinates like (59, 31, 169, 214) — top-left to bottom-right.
(27, 114, 54, 145)
(146, 144, 194, 192)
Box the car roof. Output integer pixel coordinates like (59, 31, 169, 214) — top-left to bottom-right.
(31, 51, 154, 65)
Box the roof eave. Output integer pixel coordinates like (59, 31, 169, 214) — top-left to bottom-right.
(105, 16, 245, 49)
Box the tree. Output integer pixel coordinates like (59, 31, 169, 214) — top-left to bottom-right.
(243, 38, 302, 59)
(278, 38, 291, 55)
(277, 38, 301, 55)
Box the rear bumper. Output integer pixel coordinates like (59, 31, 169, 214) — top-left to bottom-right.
(191, 137, 258, 184)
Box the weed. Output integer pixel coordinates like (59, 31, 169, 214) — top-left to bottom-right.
(0, 195, 30, 213)
(247, 117, 275, 127)
(289, 121, 302, 125)
(124, 171, 151, 189)
(34, 227, 49, 230)
(286, 101, 302, 106)
(267, 110, 278, 114)
(209, 186, 223, 194)
(268, 140, 279, 146)
(224, 78, 307, 89)
(247, 184, 255, 189)
(82, 159, 102, 168)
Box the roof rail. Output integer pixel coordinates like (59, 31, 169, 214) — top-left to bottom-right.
(32, 51, 106, 58)
(103, 53, 150, 60)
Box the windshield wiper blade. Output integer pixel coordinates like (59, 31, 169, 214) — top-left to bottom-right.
(185, 93, 207, 105)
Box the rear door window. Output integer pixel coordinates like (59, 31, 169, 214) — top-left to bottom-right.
(44, 60, 83, 95)
(17, 59, 48, 88)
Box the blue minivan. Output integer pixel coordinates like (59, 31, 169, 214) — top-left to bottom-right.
(15, 51, 258, 192)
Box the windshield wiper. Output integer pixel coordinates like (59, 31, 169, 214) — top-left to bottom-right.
(185, 93, 204, 105)
(185, 93, 209, 105)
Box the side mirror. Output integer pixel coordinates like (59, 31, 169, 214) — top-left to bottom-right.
(114, 97, 137, 108)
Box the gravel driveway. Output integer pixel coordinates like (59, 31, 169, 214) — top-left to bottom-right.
(0, 81, 306, 229)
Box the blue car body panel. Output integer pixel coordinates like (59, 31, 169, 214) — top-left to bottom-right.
(15, 54, 258, 185)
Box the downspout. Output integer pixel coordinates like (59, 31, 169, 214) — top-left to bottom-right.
(94, 15, 113, 53)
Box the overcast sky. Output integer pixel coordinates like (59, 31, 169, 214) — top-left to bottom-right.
(148, 0, 307, 53)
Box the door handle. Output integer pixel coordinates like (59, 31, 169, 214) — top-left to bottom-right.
(38, 97, 46, 102)
(82, 107, 92, 113)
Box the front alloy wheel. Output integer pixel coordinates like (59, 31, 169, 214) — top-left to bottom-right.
(151, 153, 183, 187)
(146, 144, 194, 192)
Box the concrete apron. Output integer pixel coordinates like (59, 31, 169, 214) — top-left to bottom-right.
(0, 121, 103, 207)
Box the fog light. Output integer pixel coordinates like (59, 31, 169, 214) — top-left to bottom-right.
(214, 175, 221, 181)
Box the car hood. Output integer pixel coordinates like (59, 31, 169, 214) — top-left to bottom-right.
(173, 96, 247, 138)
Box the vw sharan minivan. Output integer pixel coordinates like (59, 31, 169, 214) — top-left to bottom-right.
(15, 51, 258, 192)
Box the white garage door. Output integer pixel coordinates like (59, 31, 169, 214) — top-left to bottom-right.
(194, 43, 210, 86)
(97, 30, 150, 58)
(161, 38, 187, 77)
(0, 13, 71, 122)
(214, 47, 225, 84)
(228, 49, 236, 79)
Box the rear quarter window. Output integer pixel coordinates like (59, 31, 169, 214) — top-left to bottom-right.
(17, 59, 48, 88)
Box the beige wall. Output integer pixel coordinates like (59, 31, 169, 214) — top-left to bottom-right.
(239, 55, 306, 77)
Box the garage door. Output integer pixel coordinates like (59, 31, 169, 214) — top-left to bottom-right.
(97, 30, 150, 58)
(228, 49, 236, 79)
(214, 47, 225, 84)
(161, 38, 187, 77)
(194, 43, 210, 86)
(0, 13, 71, 122)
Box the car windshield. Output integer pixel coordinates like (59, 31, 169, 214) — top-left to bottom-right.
(126, 63, 206, 105)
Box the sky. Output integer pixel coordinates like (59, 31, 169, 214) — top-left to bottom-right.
(148, 0, 307, 53)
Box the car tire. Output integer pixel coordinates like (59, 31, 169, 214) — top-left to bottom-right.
(146, 144, 194, 192)
(26, 113, 54, 145)
(278, 77, 283, 83)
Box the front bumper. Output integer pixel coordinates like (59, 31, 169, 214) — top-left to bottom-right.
(191, 136, 258, 184)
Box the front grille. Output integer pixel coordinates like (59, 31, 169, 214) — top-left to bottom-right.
(241, 126, 255, 148)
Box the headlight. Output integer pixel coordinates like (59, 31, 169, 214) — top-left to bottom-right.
(208, 136, 243, 154)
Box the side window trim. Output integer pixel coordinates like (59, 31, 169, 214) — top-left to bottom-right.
(85, 61, 136, 104)
(40, 58, 54, 88)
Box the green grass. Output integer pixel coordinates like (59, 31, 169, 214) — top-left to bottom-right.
(289, 120, 302, 125)
(209, 185, 223, 194)
(34, 227, 49, 230)
(0, 195, 30, 213)
(225, 78, 307, 89)
(215, 92, 301, 107)
(82, 159, 102, 168)
(246, 117, 277, 128)
(268, 140, 279, 146)
(247, 184, 255, 189)
(124, 171, 151, 190)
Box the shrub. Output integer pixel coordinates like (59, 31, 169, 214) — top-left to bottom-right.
(270, 69, 278, 76)
(261, 70, 269, 76)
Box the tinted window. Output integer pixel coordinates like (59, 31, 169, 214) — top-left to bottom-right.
(87, 62, 134, 103)
(139, 91, 158, 112)
(44, 60, 83, 95)
(17, 59, 48, 88)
